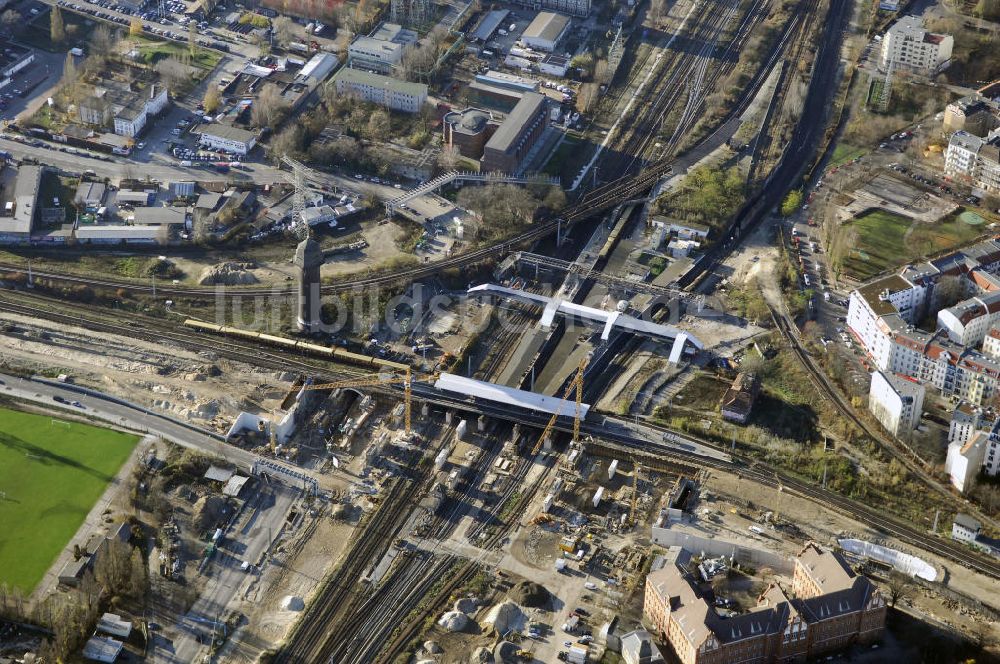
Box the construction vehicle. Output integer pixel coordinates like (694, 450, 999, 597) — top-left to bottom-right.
(300, 368, 437, 436)
(529, 354, 590, 456)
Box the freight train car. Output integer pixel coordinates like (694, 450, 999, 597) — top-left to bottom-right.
(183, 319, 411, 372)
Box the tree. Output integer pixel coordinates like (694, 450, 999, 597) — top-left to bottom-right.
(203, 86, 221, 114)
(1, 9, 21, 31)
(129, 546, 148, 597)
(780, 190, 803, 216)
(251, 84, 287, 128)
(94, 538, 133, 597)
(271, 15, 294, 46)
(62, 51, 79, 92)
(438, 143, 460, 171)
(188, 22, 197, 57)
(270, 124, 303, 162)
(577, 82, 598, 114)
(90, 23, 116, 55)
(155, 57, 190, 92)
(594, 58, 609, 85)
(129, 16, 143, 37)
(50, 5, 65, 44)
(365, 108, 390, 140)
(884, 571, 912, 607)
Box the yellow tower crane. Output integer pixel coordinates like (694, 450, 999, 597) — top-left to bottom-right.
(529, 354, 590, 457)
(300, 368, 438, 436)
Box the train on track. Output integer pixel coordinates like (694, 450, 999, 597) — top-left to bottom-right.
(183, 319, 410, 372)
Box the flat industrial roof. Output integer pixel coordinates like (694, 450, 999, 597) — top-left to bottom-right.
(484, 91, 546, 155)
(333, 67, 428, 98)
(435, 373, 591, 418)
(0, 164, 41, 235)
(523, 11, 570, 44)
(200, 123, 257, 143)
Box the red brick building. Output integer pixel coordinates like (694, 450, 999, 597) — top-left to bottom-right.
(644, 543, 886, 664)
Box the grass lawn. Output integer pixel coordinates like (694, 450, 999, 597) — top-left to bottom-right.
(841, 209, 989, 281)
(828, 143, 867, 168)
(134, 35, 222, 72)
(840, 210, 912, 281)
(906, 209, 985, 257)
(542, 134, 586, 180)
(0, 407, 138, 593)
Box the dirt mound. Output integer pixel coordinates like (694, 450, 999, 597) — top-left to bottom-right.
(437, 610, 469, 632)
(480, 601, 524, 635)
(454, 597, 478, 613)
(469, 647, 494, 664)
(423, 640, 442, 654)
(508, 581, 551, 608)
(493, 641, 520, 663)
(199, 262, 259, 286)
(192, 494, 227, 532)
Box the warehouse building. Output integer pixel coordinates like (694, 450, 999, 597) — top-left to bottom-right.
(511, 0, 590, 17)
(521, 12, 571, 52)
(480, 91, 548, 173)
(0, 164, 41, 243)
(332, 68, 428, 113)
(198, 124, 258, 155)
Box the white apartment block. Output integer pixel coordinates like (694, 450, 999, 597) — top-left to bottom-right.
(332, 68, 428, 114)
(945, 431, 999, 493)
(868, 371, 924, 438)
(983, 326, 1000, 360)
(846, 240, 1000, 407)
(944, 130, 1000, 194)
(879, 16, 953, 74)
(949, 402, 983, 447)
(937, 291, 1000, 346)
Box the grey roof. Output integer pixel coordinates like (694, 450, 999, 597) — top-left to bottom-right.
(954, 513, 982, 531)
(196, 193, 223, 210)
(75, 181, 107, 205)
(0, 164, 41, 235)
(522, 11, 570, 44)
(204, 465, 235, 482)
(620, 629, 664, 664)
(472, 9, 509, 41)
(200, 124, 257, 144)
(950, 130, 984, 152)
(132, 206, 187, 225)
(484, 91, 546, 155)
(333, 67, 428, 98)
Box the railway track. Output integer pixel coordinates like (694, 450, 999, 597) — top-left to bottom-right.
(273, 423, 447, 663)
(0, 293, 370, 380)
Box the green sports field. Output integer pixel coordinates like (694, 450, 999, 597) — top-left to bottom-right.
(0, 407, 138, 593)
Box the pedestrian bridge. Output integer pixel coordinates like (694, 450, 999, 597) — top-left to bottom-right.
(467, 283, 702, 360)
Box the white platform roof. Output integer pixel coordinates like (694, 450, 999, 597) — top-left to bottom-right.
(435, 373, 591, 418)
(468, 283, 703, 349)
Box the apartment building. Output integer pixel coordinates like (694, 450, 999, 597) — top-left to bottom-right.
(644, 544, 885, 664)
(846, 240, 1000, 407)
(347, 25, 417, 75)
(78, 83, 168, 138)
(944, 130, 1000, 194)
(332, 68, 428, 113)
(879, 16, 953, 73)
(510, 0, 590, 18)
(945, 407, 1000, 492)
(944, 96, 1000, 137)
(868, 371, 924, 438)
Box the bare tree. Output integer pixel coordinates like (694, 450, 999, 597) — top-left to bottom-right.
(885, 571, 912, 607)
(1, 9, 21, 32)
(577, 82, 598, 114)
(251, 84, 287, 128)
(90, 23, 116, 55)
(437, 144, 460, 171)
(271, 15, 295, 46)
(50, 5, 65, 43)
(94, 538, 133, 597)
(155, 57, 190, 92)
(366, 108, 390, 140)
